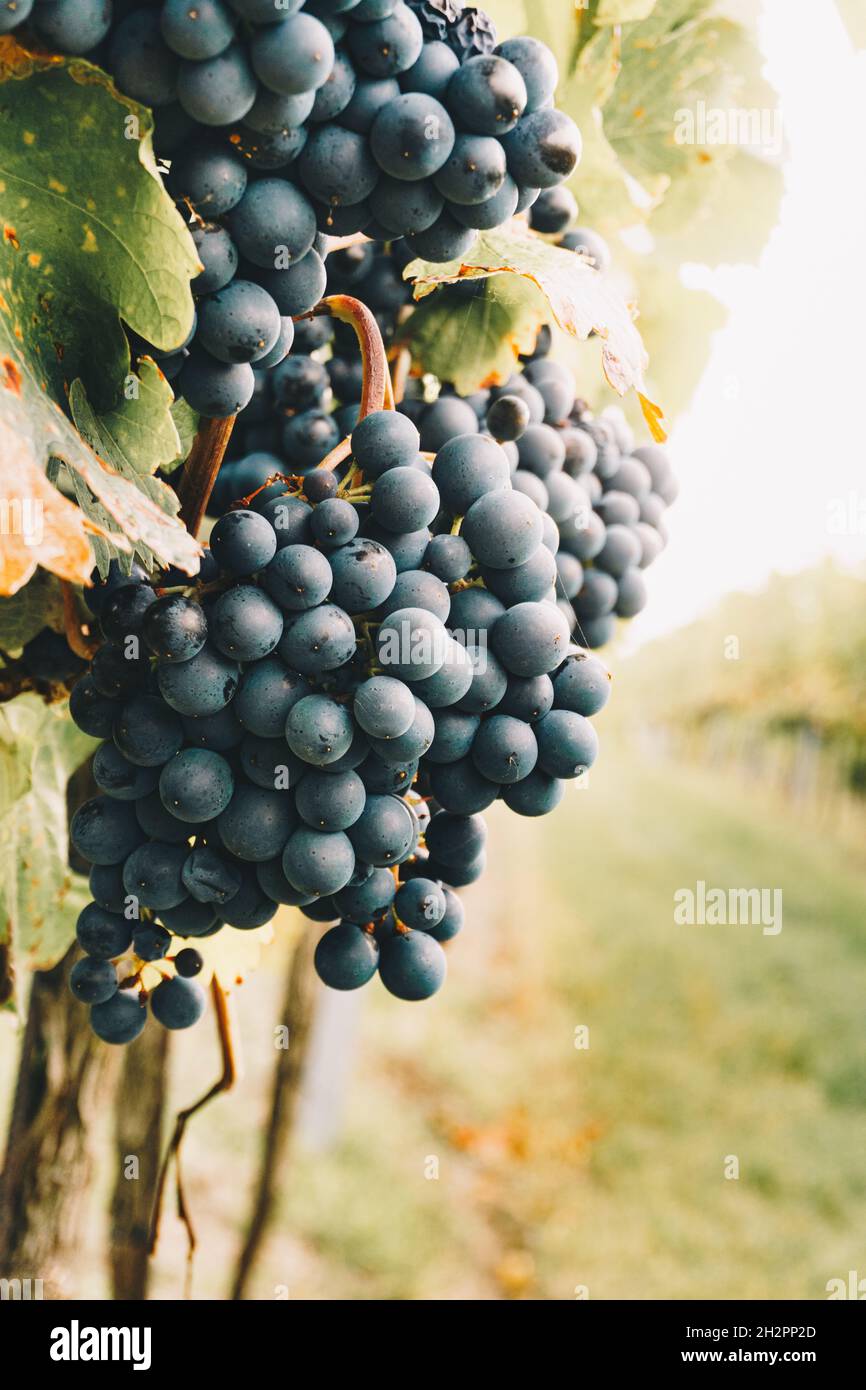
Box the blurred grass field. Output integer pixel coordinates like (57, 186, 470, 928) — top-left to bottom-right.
(141, 685, 866, 1301)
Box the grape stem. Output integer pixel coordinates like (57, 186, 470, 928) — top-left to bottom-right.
(300, 293, 395, 473)
(60, 581, 99, 660)
(147, 976, 239, 1271)
(176, 415, 237, 537)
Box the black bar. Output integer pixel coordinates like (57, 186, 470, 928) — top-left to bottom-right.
(0, 1297, 861, 1373)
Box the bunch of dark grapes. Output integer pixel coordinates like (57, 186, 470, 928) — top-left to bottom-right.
(67, 405, 607, 1039)
(218, 219, 677, 651)
(2, 1, 581, 419)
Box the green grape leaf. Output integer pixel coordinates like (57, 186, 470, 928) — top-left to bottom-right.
(0, 566, 64, 650)
(68, 377, 202, 577)
(649, 149, 783, 268)
(166, 396, 200, 475)
(72, 358, 182, 478)
(399, 275, 547, 396)
(405, 226, 666, 439)
(0, 695, 96, 1009)
(0, 39, 202, 588)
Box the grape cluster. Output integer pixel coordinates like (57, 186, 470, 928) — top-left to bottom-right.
(4, 1, 581, 419)
(68, 406, 608, 1038)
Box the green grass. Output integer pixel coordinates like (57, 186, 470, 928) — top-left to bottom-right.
(150, 728, 866, 1301)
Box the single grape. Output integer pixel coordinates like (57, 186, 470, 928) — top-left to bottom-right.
(250, 12, 335, 94)
(175, 947, 205, 979)
(423, 533, 471, 583)
(378, 929, 446, 1000)
(151, 976, 207, 1030)
(159, 748, 235, 823)
(432, 433, 511, 515)
(123, 843, 189, 911)
(218, 783, 297, 861)
(334, 866, 397, 921)
(426, 708, 479, 764)
(211, 585, 284, 660)
(157, 644, 240, 717)
(376, 606, 448, 682)
(182, 845, 242, 905)
(534, 708, 599, 779)
(100, 583, 157, 643)
(490, 600, 571, 677)
(210, 508, 277, 574)
(91, 992, 147, 1045)
(328, 537, 397, 612)
(279, 602, 357, 675)
(76, 902, 133, 961)
(370, 92, 455, 180)
(486, 394, 530, 443)
(178, 350, 255, 417)
(71, 797, 143, 866)
(428, 886, 464, 942)
(295, 769, 366, 832)
(446, 54, 527, 135)
(353, 675, 416, 739)
(470, 713, 537, 784)
(461, 490, 543, 569)
(299, 126, 379, 206)
(228, 179, 317, 269)
(285, 693, 355, 766)
(142, 596, 208, 665)
(351, 410, 420, 476)
(348, 793, 417, 865)
(216, 864, 279, 928)
(70, 675, 119, 740)
(347, 2, 423, 78)
(399, 38, 459, 98)
(427, 757, 498, 813)
(502, 768, 564, 817)
(177, 44, 257, 126)
(70, 956, 118, 1006)
(133, 924, 173, 963)
(395, 877, 446, 930)
(315, 923, 380, 990)
(502, 108, 582, 188)
(234, 657, 310, 737)
(161, 0, 237, 61)
(494, 36, 558, 112)
(108, 10, 181, 107)
(168, 144, 247, 215)
(282, 826, 356, 896)
(94, 743, 159, 801)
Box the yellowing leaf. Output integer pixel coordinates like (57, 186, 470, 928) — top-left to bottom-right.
(0, 419, 107, 594)
(405, 226, 666, 439)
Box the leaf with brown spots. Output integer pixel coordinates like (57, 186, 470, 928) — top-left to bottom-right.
(0, 38, 202, 579)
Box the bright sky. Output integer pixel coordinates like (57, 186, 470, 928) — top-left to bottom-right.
(630, 0, 866, 644)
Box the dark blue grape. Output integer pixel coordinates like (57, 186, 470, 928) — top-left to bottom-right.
(151, 976, 206, 1030)
(347, 2, 423, 77)
(351, 410, 420, 477)
(157, 644, 240, 717)
(71, 797, 143, 866)
(159, 749, 235, 823)
(108, 10, 181, 107)
(161, 0, 237, 60)
(210, 508, 277, 575)
(250, 12, 335, 94)
(425, 810, 486, 865)
(182, 845, 242, 905)
(378, 928, 445, 999)
(353, 675, 415, 739)
(376, 606, 448, 682)
(490, 600, 570, 677)
(341, 74, 401, 132)
(94, 743, 159, 801)
(76, 902, 133, 960)
(494, 36, 558, 112)
(279, 602, 356, 675)
(228, 179, 317, 268)
(369, 176, 444, 235)
(175, 947, 205, 978)
(429, 886, 463, 941)
(394, 877, 445, 929)
(70, 956, 118, 1005)
(123, 843, 188, 911)
(299, 126, 379, 207)
(399, 37, 459, 97)
(100, 583, 157, 643)
(168, 144, 247, 214)
(133, 923, 172, 962)
(142, 596, 208, 667)
(91, 992, 147, 1045)
(470, 713, 537, 784)
(502, 108, 582, 188)
(295, 769, 366, 831)
(358, 752, 418, 794)
(315, 923, 380, 990)
(177, 44, 257, 125)
(255, 856, 314, 907)
(70, 675, 118, 739)
(217, 864, 279, 928)
(553, 652, 610, 717)
(159, 900, 220, 936)
(455, 645, 508, 714)
(535, 708, 598, 779)
(481, 542, 556, 605)
(282, 826, 356, 896)
(405, 209, 475, 262)
(349, 793, 417, 865)
(334, 865, 396, 921)
(502, 768, 564, 817)
(328, 537, 397, 612)
(240, 733, 303, 790)
(234, 656, 309, 736)
(211, 585, 283, 661)
(198, 281, 282, 365)
(446, 53, 526, 135)
(178, 349, 255, 417)
(181, 705, 244, 752)
(89, 862, 126, 915)
(426, 708, 479, 764)
(218, 783, 296, 861)
(423, 533, 471, 583)
(286, 693, 355, 766)
(428, 757, 498, 813)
